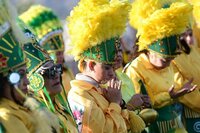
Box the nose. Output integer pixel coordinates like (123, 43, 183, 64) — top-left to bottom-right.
(24, 74, 30, 85)
(108, 68, 115, 79)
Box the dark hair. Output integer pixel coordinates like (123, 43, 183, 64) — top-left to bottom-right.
(0, 74, 7, 98)
(132, 36, 148, 59)
(179, 36, 191, 55)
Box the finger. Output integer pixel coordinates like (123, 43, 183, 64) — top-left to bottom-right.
(118, 80, 122, 90)
(168, 85, 175, 93)
(110, 79, 114, 88)
(189, 85, 197, 92)
(114, 80, 117, 89)
(107, 80, 111, 88)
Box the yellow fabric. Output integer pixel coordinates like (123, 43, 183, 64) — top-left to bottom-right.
(115, 69, 135, 103)
(0, 98, 35, 133)
(172, 61, 200, 113)
(173, 45, 200, 87)
(61, 67, 74, 94)
(68, 79, 145, 133)
(125, 53, 200, 113)
(125, 54, 175, 108)
(54, 99, 78, 133)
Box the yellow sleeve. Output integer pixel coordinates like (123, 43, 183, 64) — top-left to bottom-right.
(0, 112, 30, 133)
(125, 64, 142, 94)
(89, 102, 128, 133)
(125, 63, 173, 108)
(68, 89, 128, 133)
(153, 93, 173, 108)
(173, 65, 200, 113)
(121, 109, 146, 133)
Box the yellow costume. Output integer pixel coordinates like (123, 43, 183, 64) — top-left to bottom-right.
(19, 5, 78, 133)
(0, 98, 35, 133)
(19, 5, 75, 94)
(173, 45, 200, 87)
(54, 99, 78, 133)
(172, 45, 200, 132)
(125, 54, 189, 133)
(67, 0, 146, 132)
(0, 0, 61, 133)
(62, 66, 74, 94)
(128, 0, 193, 132)
(68, 74, 145, 133)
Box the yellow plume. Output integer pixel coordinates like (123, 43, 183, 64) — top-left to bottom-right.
(67, 0, 130, 60)
(137, 2, 192, 51)
(129, 0, 185, 30)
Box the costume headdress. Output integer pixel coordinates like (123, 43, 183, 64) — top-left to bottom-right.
(67, 0, 130, 64)
(129, 0, 192, 57)
(0, 0, 30, 76)
(19, 5, 64, 58)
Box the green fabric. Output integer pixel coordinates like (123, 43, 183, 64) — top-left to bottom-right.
(28, 11, 58, 28)
(116, 69, 135, 103)
(24, 42, 51, 75)
(0, 24, 26, 74)
(43, 34, 64, 53)
(184, 118, 200, 133)
(139, 80, 179, 133)
(0, 123, 5, 133)
(17, 19, 52, 75)
(148, 36, 179, 57)
(82, 38, 119, 64)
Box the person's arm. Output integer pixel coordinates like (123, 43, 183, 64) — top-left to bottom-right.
(126, 65, 173, 108)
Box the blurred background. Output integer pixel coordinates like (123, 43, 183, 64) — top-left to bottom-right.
(10, 0, 79, 19)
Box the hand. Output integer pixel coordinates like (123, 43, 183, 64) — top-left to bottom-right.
(169, 78, 197, 99)
(127, 94, 151, 110)
(102, 79, 122, 105)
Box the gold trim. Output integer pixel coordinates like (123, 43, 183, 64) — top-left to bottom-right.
(2, 37, 14, 49)
(80, 55, 114, 64)
(27, 59, 52, 76)
(0, 46, 12, 53)
(24, 51, 42, 62)
(184, 106, 200, 118)
(51, 38, 59, 49)
(0, 61, 27, 75)
(9, 33, 17, 46)
(59, 34, 64, 49)
(47, 49, 63, 53)
(156, 116, 181, 132)
(40, 32, 63, 47)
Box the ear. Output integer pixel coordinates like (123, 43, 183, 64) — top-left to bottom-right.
(88, 60, 96, 71)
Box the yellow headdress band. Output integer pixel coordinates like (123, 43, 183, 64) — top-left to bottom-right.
(67, 0, 130, 61)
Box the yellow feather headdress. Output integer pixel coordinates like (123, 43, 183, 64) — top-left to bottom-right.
(136, 2, 192, 51)
(67, 0, 130, 60)
(129, 0, 185, 30)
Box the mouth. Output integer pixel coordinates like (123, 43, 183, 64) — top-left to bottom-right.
(22, 87, 28, 94)
(53, 82, 60, 87)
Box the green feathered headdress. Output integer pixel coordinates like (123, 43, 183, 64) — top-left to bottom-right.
(67, 0, 130, 64)
(19, 5, 64, 55)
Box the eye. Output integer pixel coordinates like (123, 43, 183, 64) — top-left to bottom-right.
(104, 65, 112, 70)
